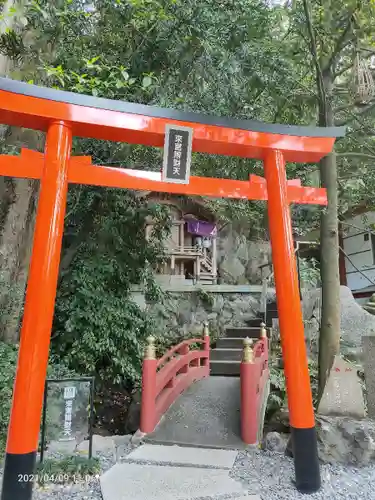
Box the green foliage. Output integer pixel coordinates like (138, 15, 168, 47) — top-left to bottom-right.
(0, 270, 24, 340)
(299, 257, 321, 289)
(196, 288, 214, 308)
(52, 190, 171, 387)
(0, 341, 79, 456)
(266, 339, 319, 418)
(0, 341, 18, 453)
(35, 455, 100, 485)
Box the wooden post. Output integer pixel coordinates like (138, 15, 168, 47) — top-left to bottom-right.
(211, 237, 217, 283)
(179, 221, 185, 251)
(140, 336, 158, 433)
(196, 256, 201, 283)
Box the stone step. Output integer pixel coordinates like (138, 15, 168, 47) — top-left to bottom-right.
(225, 327, 267, 338)
(100, 462, 247, 500)
(125, 444, 238, 469)
(210, 360, 240, 376)
(267, 310, 278, 317)
(216, 337, 245, 349)
(245, 318, 265, 327)
(210, 348, 242, 361)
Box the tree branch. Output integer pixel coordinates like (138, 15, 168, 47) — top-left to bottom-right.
(334, 46, 375, 79)
(336, 152, 375, 160)
(302, 0, 327, 117)
(326, 13, 355, 72)
(335, 100, 375, 127)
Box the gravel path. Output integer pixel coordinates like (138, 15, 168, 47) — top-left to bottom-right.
(0, 449, 121, 500)
(1, 448, 375, 499)
(232, 450, 375, 500)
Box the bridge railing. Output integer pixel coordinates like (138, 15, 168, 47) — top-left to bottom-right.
(140, 323, 210, 434)
(240, 323, 270, 445)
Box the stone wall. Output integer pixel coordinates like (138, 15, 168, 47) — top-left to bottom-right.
(132, 287, 261, 342)
(301, 286, 375, 363)
(217, 225, 271, 285)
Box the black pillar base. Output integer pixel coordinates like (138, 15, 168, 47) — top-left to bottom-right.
(1, 451, 36, 500)
(290, 426, 321, 494)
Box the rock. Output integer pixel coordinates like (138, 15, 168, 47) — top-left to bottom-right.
(114, 435, 133, 461)
(266, 408, 290, 433)
(262, 432, 288, 453)
(301, 286, 375, 365)
(317, 415, 375, 465)
(77, 435, 115, 456)
(318, 356, 365, 419)
(144, 290, 259, 343)
(212, 295, 225, 312)
(126, 391, 141, 434)
(235, 236, 250, 262)
(113, 435, 132, 446)
(285, 416, 375, 465)
(47, 439, 77, 455)
(363, 294, 375, 315)
(363, 305, 375, 316)
(219, 257, 246, 281)
(362, 335, 375, 418)
(341, 286, 375, 346)
(131, 429, 146, 447)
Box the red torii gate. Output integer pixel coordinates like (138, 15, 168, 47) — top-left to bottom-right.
(0, 77, 345, 500)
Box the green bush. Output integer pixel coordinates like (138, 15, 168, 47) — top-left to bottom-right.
(52, 189, 171, 388)
(266, 339, 319, 419)
(35, 455, 100, 485)
(0, 342, 18, 453)
(0, 341, 80, 456)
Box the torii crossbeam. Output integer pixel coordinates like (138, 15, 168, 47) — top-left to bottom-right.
(0, 77, 345, 500)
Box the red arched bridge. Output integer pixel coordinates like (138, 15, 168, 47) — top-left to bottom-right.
(139, 323, 269, 447)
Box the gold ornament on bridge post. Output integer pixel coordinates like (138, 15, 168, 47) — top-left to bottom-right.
(203, 321, 209, 338)
(145, 335, 156, 360)
(260, 322, 267, 339)
(242, 337, 254, 363)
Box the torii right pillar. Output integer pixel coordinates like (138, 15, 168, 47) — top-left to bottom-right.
(264, 149, 320, 493)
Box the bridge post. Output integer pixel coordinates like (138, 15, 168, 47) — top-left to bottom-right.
(240, 338, 258, 445)
(1, 121, 72, 500)
(140, 336, 158, 433)
(260, 323, 268, 361)
(202, 322, 210, 369)
(264, 149, 320, 493)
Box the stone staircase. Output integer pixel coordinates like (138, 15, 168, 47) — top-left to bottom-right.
(210, 300, 277, 376)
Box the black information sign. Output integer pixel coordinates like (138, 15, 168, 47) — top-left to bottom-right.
(162, 124, 193, 184)
(39, 377, 95, 462)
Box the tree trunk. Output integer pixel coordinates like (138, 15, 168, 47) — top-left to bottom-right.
(0, 1, 45, 343)
(0, 128, 43, 343)
(318, 74, 341, 397)
(0, 177, 39, 342)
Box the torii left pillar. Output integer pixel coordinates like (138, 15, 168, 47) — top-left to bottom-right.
(1, 122, 72, 500)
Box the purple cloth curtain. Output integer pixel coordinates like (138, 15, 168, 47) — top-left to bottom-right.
(186, 220, 217, 236)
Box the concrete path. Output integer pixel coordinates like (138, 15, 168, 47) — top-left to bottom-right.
(126, 444, 238, 469)
(100, 443, 260, 500)
(146, 377, 245, 449)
